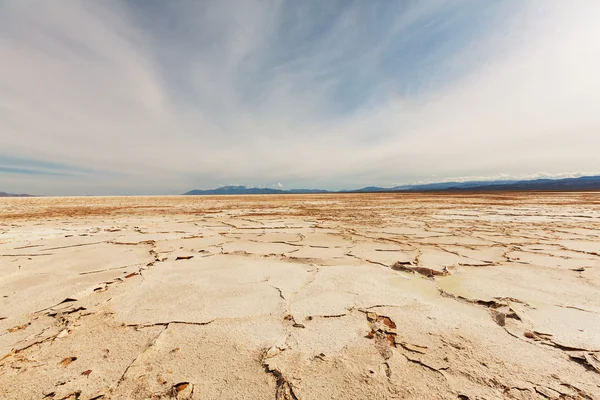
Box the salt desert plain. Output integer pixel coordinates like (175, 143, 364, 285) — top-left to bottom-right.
(1, 193, 599, 399)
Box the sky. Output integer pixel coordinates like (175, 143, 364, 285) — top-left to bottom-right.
(1, 1, 600, 195)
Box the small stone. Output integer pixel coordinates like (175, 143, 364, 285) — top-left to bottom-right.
(56, 329, 69, 339)
(490, 310, 506, 327)
(264, 346, 280, 359)
(172, 382, 193, 399)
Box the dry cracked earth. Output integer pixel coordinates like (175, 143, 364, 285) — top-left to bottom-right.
(0, 193, 599, 400)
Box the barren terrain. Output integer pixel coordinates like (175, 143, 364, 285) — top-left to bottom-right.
(1, 193, 599, 399)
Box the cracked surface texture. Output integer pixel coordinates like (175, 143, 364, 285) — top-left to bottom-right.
(1, 193, 599, 399)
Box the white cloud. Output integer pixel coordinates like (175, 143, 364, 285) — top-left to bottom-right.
(1, 1, 599, 195)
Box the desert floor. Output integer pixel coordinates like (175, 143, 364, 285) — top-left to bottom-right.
(1, 193, 599, 399)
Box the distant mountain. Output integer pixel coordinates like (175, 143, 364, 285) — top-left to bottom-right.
(184, 186, 328, 195)
(444, 175, 600, 192)
(286, 188, 330, 193)
(0, 191, 33, 197)
(350, 186, 389, 193)
(352, 180, 519, 192)
(185, 186, 280, 195)
(398, 180, 520, 191)
(354, 177, 599, 192)
(184, 176, 600, 195)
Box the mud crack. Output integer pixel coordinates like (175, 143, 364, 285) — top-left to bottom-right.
(261, 349, 299, 400)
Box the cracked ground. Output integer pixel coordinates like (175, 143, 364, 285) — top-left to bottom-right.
(1, 193, 599, 399)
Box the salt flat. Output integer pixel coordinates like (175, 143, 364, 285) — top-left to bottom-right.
(1, 193, 599, 399)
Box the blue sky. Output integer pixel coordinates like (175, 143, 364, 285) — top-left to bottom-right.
(1, 1, 599, 195)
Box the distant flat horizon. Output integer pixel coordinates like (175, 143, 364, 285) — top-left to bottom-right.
(4, 174, 600, 197)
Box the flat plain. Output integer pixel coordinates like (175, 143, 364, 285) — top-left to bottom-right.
(1, 193, 599, 399)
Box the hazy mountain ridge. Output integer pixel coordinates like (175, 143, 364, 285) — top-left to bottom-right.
(444, 175, 600, 191)
(184, 186, 328, 195)
(0, 192, 33, 197)
(184, 176, 600, 195)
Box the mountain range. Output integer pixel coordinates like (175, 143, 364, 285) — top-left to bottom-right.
(0, 191, 33, 197)
(184, 175, 600, 195)
(184, 186, 330, 195)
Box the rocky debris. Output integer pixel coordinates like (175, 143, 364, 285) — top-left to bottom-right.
(437, 289, 527, 329)
(170, 382, 194, 399)
(47, 307, 87, 318)
(365, 312, 398, 361)
(524, 331, 536, 339)
(568, 352, 600, 374)
(533, 386, 556, 398)
(283, 314, 304, 328)
(391, 261, 450, 277)
(7, 322, 30, 333)
(36, 298, 78, 313)
(59, 357, 77, 367)
(490, 309, 506, 326)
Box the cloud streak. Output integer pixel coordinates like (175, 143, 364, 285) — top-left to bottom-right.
(1, 0, 599, 195)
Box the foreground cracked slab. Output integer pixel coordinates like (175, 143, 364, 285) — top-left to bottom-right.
(1, 193, 599, 399)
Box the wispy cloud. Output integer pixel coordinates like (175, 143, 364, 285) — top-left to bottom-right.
(0, 166, 68, 176)
(1, 1, 599, 195)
